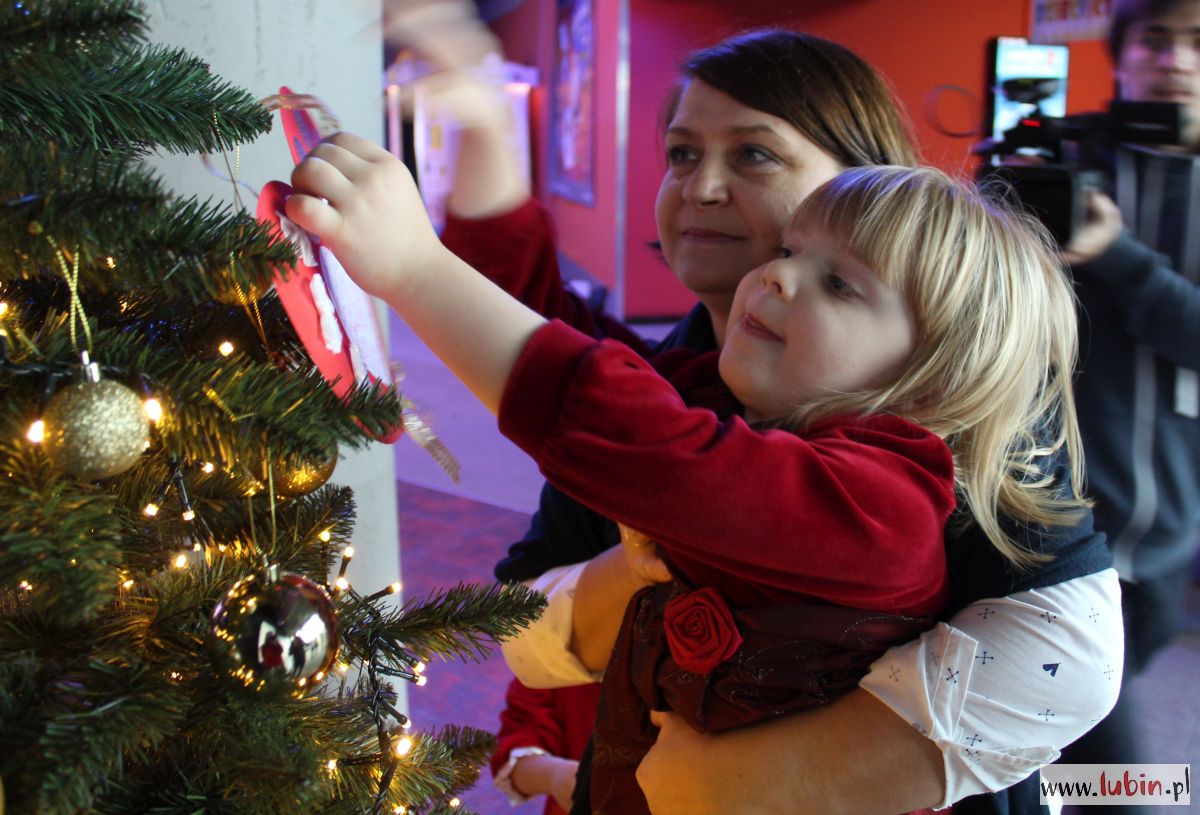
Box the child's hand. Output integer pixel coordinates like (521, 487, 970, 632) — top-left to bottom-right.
(548, 757, 580, 811)
(618, 524, 672, 585)
(285, 132, 443, 302)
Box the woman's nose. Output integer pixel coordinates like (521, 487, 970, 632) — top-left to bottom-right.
(681, 158, 730, 207)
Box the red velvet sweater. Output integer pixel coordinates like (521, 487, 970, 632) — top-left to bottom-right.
(498, 320, 954, 617)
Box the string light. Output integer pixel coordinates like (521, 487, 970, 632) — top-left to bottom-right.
(18, 580, 32, 592)
(415, 674, 428, 687)
(449, 798, 461, 808)
(335, 546, 354, 584)
(318, 529, 332, 542)
(334, 576, 350, 592)
(121, 579, 135, 589)
(173, 553, 188, 569)
(325, 758, 338, 771)
(143, 397, 163, 423)
(26, 419, 44, 443)
(181, 509, 196, 522)
(364, 580, 403, 602)
(201, 462, 215, 473)
(393, 735, 414, 757)
(0, 301, 8, 317)
(105, 256, 116, 269)
(143, 503, 160, 517)
(218, 341, 235, 356)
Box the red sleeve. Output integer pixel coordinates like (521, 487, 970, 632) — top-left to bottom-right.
(499, 321, 954, 616)
(489, 678, 571, 778)
(441, 199, 652, 351)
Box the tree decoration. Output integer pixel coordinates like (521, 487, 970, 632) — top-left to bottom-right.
(207, 564, 340, 692)
(0, 3, 545, 812)
(269, 441, 339, 497)
(42, 351, 148, 480)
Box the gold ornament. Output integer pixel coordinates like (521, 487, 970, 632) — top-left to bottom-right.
(207, 566, 339, 692)
(42, 354, 148, 480)
(269, 442, 338, 497)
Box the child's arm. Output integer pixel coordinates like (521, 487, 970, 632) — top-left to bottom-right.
(286, 132, 543, 415)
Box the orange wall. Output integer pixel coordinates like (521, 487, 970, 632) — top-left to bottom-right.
(494, 0, 1119, 319)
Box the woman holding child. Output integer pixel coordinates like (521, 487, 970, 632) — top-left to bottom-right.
(349, 7, 1123, 814)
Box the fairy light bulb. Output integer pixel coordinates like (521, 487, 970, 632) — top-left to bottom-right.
(26, 419, 44, 444)
(105, 256, 116, 269)
(181, 509, 195, 522)
(18, 580, 32, 591)
(334, 576, 349, 591)
(343, 545, 355, 559)
(325, 758, 338, 771)
(415, 674, 428, 687)
(394, 736, 414, 757)
(390, 581, 402, 595)
(173, 553, 188, 569)
(201, 462, 215, 473)
(414, 661, 426, 674)
(143, 503, 160, 517)
(318, 529, 332, 542)
(218, 341, 235, 356)
(122, 579, 135, 589)
(449, 798, 461, 808)
(143, 397, 163, 423)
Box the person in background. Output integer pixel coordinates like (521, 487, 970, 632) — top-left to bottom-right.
(490, 677, 601, 815)
(1055, 1, 1200, 810)
(383, 6, 1124, 813)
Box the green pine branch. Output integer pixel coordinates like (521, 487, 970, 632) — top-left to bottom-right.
(341, 582, 548, 666)
(0, 0, 146, 68)
(1, 44, 273, 154)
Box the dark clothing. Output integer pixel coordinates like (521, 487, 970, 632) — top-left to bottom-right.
(1056, 145, 1200, 815)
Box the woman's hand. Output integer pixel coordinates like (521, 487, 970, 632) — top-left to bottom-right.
(618, 524, 673, 585)
(637, 690, 944, 815)
(286, 132, 445, 302)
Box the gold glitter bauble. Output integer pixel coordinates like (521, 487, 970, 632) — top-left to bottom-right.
(43, 379, 148, 480)
(269, 443, 338, 497)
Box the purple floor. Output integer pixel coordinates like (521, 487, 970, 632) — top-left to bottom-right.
(396, 480, 543, 815)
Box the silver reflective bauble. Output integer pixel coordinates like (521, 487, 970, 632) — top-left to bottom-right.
(207, 568, 339, 691)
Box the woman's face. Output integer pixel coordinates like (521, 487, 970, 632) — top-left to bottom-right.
(654, 80, 845, 332)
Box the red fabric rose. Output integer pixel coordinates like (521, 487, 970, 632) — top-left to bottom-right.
(662, 587, 743, 676)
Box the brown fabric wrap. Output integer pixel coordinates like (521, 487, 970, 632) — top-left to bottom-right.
(589, 581, 931, 815)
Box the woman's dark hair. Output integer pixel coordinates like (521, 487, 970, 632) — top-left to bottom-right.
(661, 29, 919, 168)
(1108, 0, 1197, 59)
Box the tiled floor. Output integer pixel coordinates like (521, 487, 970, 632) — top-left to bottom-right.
(389, 314, 1199, 813)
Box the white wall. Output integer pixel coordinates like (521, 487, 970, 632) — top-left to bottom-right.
(143, 1, 403, 605)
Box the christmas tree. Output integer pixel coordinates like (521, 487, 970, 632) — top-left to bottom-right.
(0, 2, 544, 812)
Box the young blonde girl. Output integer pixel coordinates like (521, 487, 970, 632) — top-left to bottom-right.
(285, 137, 1086, 815)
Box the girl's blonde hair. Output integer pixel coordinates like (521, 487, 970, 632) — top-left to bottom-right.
(783, 165, 1086, 568)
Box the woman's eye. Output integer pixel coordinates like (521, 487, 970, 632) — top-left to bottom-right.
(739, 145, 775, 164)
